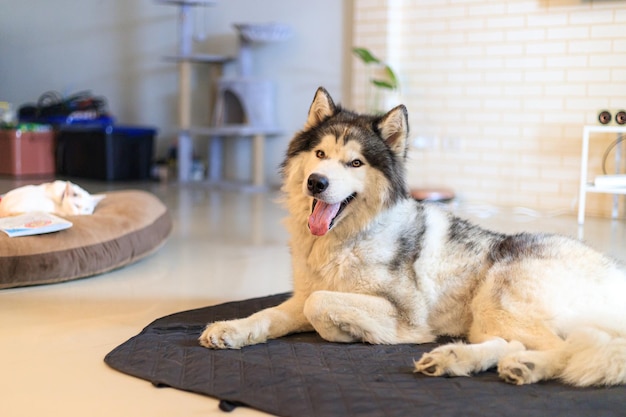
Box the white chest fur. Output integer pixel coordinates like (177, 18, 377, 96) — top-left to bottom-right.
(298, 201, 416, 294)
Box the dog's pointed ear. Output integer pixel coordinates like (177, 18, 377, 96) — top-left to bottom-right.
(377, 105, 409, 158)
(304, 87, 336, 130)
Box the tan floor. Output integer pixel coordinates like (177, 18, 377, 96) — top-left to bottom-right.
(0, 178, 624, 417)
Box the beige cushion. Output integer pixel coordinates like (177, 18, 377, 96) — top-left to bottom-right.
(0, 190, 172, 289)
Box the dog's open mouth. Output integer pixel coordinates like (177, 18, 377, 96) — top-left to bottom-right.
(308, 193, 356, 236)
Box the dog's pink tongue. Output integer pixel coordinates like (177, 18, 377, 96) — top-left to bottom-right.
(309, 201, 341, 236)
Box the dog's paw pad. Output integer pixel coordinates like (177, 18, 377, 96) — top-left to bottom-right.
(414, 346, 461, 377)
(416, 357, 439, 375)
(198, 321, 248, 349)
(498, 358, 536, 385)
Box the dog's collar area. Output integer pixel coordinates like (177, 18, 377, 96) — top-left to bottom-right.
(309, 193, 357, 236)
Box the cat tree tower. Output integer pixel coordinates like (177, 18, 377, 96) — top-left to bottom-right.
(158, 0, 291, 187)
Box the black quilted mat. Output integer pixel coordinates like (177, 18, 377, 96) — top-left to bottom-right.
(105, 293, 626, 417)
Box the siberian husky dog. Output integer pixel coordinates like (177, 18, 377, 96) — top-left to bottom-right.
(200, 87, 626, 387)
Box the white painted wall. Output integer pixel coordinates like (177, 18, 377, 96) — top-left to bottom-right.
(0, 0, 346, 186)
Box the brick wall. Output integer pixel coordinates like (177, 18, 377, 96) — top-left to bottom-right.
(351, 0, 626, 217)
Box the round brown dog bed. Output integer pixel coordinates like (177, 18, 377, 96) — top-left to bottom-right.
(0, 190, 172, 289)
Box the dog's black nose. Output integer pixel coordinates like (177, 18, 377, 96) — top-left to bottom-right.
(307, 173, 329, 194)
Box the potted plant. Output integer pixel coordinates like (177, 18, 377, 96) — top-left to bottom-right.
(352, 47, 399, 113)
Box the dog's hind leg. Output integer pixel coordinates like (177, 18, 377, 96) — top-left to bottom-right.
(497, 347, 568, 385)
(414, 337, 526, 377)
(495, 322, 574, 385)
(469, 284, 569, 384)
(416, 305, 565, 379)
(499, 327, 626, 386)
(303, 290, 435, 344)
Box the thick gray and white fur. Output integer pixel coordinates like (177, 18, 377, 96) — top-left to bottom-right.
(200, 87, 626, 387)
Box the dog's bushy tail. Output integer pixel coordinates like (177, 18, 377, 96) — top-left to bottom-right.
(560, 327, 626, 387)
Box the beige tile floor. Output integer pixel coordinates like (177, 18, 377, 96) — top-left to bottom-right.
(0, 178, 624, 417)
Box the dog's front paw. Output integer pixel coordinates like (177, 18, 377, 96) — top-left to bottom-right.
(414, 344, 468, 377)
(497, 356, 537, 385)
(199, 320, 256, 349)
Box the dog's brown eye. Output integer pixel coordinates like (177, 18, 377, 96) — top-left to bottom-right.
(350, 159, 363, 168)
(316, 150, 325, 159)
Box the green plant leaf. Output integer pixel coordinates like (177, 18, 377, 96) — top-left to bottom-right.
(353, 47, 381, 64)
(371, 65, 399, 90)
(371, 79, 395, 90)
(383, 65, 399, 89)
